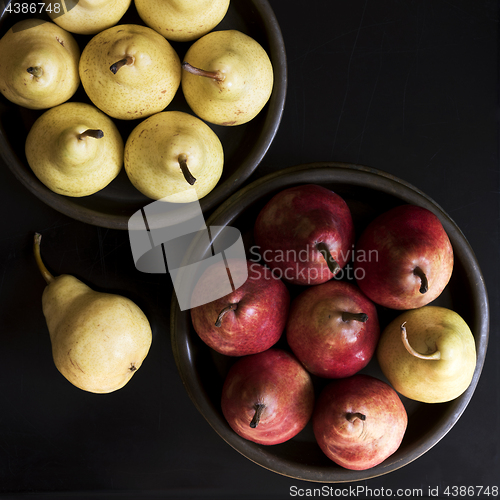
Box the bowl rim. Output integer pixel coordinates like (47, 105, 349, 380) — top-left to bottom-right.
(170, 161, 490, 483)
(0, 0, 288, 230)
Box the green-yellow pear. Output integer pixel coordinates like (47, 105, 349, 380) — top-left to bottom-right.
(47, 0, 132, 36)
(135, 0, 230, 42)
(377, 306, 477, 403)
(34, 233, 152, 394)
(79, 24, 181, 120)
(181, 30, 274, 126)
(124, 111, 223, 202)
(25, 102, 124, 197)
(0, 19, 80, 109)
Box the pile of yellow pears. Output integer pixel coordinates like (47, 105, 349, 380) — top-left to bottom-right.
(0, 0, 274, 203)
(0, 0, 275, 394)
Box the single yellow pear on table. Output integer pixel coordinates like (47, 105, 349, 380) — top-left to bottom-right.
(181, 29, 274, 126)
(79, 24, 181, 120)
(377, 306, 477, 403)
(124, 110, 224, 203)
(46, 0, 132, 36)
(34, 233, 152, 394)
(25, 102, 124, 197)
(0, 19, 80, 109)
(135, 0, 230, 42)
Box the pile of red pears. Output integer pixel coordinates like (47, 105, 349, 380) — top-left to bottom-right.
(190, 183, 477, 471)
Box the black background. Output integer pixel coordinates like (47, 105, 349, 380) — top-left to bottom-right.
(0, 1, 498, 499)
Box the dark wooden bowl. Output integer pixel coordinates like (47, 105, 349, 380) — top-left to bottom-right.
(170, 162, 489, 482)
(0, 0, 287, 229)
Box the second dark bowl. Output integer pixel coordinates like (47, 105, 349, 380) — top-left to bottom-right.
(170, 162, 489, 483)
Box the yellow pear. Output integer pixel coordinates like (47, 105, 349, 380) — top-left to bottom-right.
(34, 233, 152, 394)
(124, 111, 223, 202)
(181, 29, 274, 126)
(135, 0, 230, 42)
(0, 19, 80, 109)
(377, 306, 477, 403)
(46, 0, 132, 36)
(25, 102, 124, 197)
(79, 24, 181, 120)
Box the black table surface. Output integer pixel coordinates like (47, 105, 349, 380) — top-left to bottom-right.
(0, 1, 498, 499)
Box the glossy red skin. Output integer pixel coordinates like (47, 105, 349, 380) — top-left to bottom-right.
(254, 184, 355, 286)
(354, 204, 454, 310)
(190, 260, 290, 356)
(221, 348, 315, 445)
(286, 280, 379, 378)
(313, 374, 407, 470)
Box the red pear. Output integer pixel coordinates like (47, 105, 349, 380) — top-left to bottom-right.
(221, 348, 315, 445)
(191, 260, 289, 356)
(286, 280, 379, 378)
(254, 184, 355, 286)
(313, 374, 407, 470)
(354, 204, 453, 310)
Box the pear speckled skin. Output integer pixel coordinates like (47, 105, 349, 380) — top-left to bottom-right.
(377, 306, 477, 403)
(182, 30, 274, 126)
(25, 102, 124, 197)
(79, 24, 181, 120)
(43, 275, 152, 394)
(221, 348, 315, 445)
(286, 280, 380, 379)
(34, 233, 153, 394)
(354, 205, 454, 310)
(313, 375, 407, 470)
(124, 110, 224, 202)
(135, 0, 230, 42)
(0, 19, 80, 109)
(47, 0, 132, 36)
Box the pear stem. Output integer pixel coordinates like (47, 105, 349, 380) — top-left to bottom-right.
(33, 233, 54, 285)
(110, 56, 134, 74)
(178, 154, 196, 186)
(316, 242, 339, 274)
(401, 322, 441, 360)
(182, 61, 225, 82)
(346, 412, 366, 423)
(215, 303, 238, 327)
(250, 403, 266, 428)
(27, 66, 43, 78)
(342, 312, 368, 323)
(78, 129, 104, 140)
(413, 266, 429, 294)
